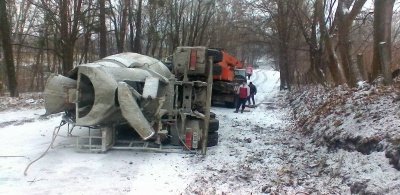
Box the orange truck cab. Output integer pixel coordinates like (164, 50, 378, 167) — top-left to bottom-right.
(210, 49, 247, 107)
(212, 50, 243, 81)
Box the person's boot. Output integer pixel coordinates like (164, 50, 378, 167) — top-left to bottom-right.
(234, 110, 238, 113)
(241, 109, 244, 113)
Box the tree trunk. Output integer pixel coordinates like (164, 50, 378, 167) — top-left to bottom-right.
(128, 0, 134, 52)
(62, 44, 75, 75)
(30, 36, 45, 91)
(357, 53, 367, 81)
(99, 0, 107, 58)
(274, 1, 292, 90)
(371, 0, 395, 84)
(14, 1, 35, 88)
(0, 0, 19, 97)
(316, 0, 346, 85)
(336, 0, 367, 87)
(118, 0, 128, 53)
(337, 17, 354, 86)
(133, 0, 142, 53)
(294, 0, 324, 85)
(80, 27, 91, 64)
(379, 42, 392, 85)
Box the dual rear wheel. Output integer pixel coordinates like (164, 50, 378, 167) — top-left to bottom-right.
(168, 112, 220, 148)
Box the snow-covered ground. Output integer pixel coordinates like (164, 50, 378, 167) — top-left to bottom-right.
(1, 68, 400, 194)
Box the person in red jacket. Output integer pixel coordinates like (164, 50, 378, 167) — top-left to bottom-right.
(234, 81, 250, 113)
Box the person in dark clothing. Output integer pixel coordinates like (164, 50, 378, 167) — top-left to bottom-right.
(234, 81, 250, 113)
(247, 82, 257, 106)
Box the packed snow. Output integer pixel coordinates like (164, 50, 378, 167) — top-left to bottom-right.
(1, 68, 400, 194)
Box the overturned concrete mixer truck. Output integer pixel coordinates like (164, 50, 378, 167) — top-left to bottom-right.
(43, 46, 219, 153)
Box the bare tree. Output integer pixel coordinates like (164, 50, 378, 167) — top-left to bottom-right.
(109, 0, 129, 53)
(99, 0, 107, 58)
(31, 0, 85, 75)
(76, 0, 98, 64)
(184, 0, 215, 46)
(167, 0, 186, 53)
(336, 0, 367, 87)
(3, 0, 391, 93)
(254, 0, 296, 90)
(59, 0, 84, 74)
(316, 0, 347, 85)
(133, 0, 142, 53)
(371, 0, 395, 84)
(0, 0, 19, 97)
(144, 0, 166, 57)
(128, 0, 135, 52)
(12, 0, 37, 78)
(30, 35, 45, 91)
(290, 0, 326, 85)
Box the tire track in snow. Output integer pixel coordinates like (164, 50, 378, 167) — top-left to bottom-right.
(248, 69, 260, 83)
(251, 70, 279, 105)
(260, 72, 280, 104)
(249, 70, 264, 86)
(254, 71, 271, 92)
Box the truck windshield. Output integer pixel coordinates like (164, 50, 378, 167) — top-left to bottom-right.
(234, 69, 246, 77)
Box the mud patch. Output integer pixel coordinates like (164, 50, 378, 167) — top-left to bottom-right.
(350, 181, 368, 194)
(0, 114, 60, 128)
(326, 136, 383, 155)
(0, 118, 36, 128)
(259, 102, 279, 110)
(0, 120, 18, 128)
(386, 146, 400, 170)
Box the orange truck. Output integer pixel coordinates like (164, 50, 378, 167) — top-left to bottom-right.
(210, 49, 247, 107)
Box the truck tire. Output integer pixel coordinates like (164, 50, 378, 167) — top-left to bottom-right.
(207, 132, 219, 147)
(225, 96, 237, 108)
(225, 101, 234, 108)
(208, 118, 219, 133)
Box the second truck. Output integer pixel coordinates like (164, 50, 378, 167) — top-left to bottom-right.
(210, 49, 247, 108)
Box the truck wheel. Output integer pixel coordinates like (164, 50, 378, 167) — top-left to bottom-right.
(209, 118, 219, 133)
(225, 97, 237, 108)
(207, 132, 219, 147)
(225, 96, 238, 108)
(225, 101, 233, 108)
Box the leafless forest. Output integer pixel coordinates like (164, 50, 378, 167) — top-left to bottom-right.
(0, 0, 399, 97)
